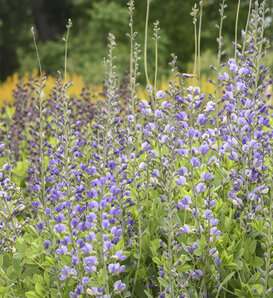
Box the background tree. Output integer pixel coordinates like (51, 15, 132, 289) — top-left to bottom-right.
(0, 0, 272, 83)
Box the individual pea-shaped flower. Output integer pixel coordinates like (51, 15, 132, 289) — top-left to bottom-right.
(82, 276, 90, 286)
(60, 266, 77, 280)
(177, 166, 188, 176)
(218, 72, 229, 81)
(227, 58, 238, 73)
(85, 231, 96, 242)
(108, 263, 126, 275)
(161, 100, 171, 109)
(203, 209, 213, 220)
(175, 176, 186, 186)
(43, 240, 52, 249)
(72, 256, 79, 266)
(195, 183, 207, 193)
(146, 84, 153, 92)
(209, 247, 219, 258)
(104, 240, 113, 251)
(36, 221, 46, 232)
(190, 157, 200, 168)
(201, 171, 212, 181)
(56, 245, 68, 255)
(82, 243, 93, 254)
(156, 90, 166, 99)
(86, 188, 98, 198)
(115, 250, 127, 261)
(177, 195, 192, 210)
(54, 223, 66, 233)
(180, 224, 191, 234)
(199, 144, 209, 155)
(128, 115, 134, 122)
(151, 150, 158, 159)
(186, 242, 198, 254)
(114, 280, 126, 293)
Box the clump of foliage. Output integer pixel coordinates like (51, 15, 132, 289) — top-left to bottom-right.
(1, 1, 273, 298)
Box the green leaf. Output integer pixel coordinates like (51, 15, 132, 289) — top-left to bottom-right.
(251, 284, 263, 294)
(216, 272, 235, 298)
(224, 262, 239, 269)
(35, 282, 45, 296)
(144, 290, 153, 298)
(234, 259, 243, 270)
(0, 286, 10, 293)
(13, 252, 24, 260)
(15, 237, 26, 254)
(158, 277, 169, 288)
(114, 238, 124, 252)
(235, 248, 244, 259)
(253, 257, 264, 267)
(25, 291, 43, 298)
(50, 289, 59, 296)
(152, 257, 161, 265)
(150, 239, 160, 256)
(44, 271, 50, 287)
(87, 280, 100, 287)
(249, 240, 257, 255)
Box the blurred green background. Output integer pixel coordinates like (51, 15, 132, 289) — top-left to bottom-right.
(0, 0, 272, 84)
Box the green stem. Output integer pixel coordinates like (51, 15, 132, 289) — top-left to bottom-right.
(144, 0, 151, 87)
(198, 0, 203, 86)
(234, 0, 241, 64)
(64, 19, 72, 82)
(215, 0, 225, 156)
(99, 196, 110, 295)
(39, 86, 47, 210)
(193, 19, 198, 86)
(31, 28, 42, 79)
(154, 32, 158, 93)
(132, 212, 142, 297)
(262, 171, 273, 297)
(167, 166, 175, 298)
(242, 0, 252, 55)
(63, 90, 82, 282)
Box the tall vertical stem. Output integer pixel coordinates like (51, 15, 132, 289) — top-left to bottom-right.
(234, 0, 241, 64)
(198, 0, 203, 86)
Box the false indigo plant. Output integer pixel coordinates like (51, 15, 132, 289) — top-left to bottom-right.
(2, 0, 273, 297)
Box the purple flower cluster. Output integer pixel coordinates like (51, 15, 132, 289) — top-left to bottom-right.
(1, 0, 273, 297)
